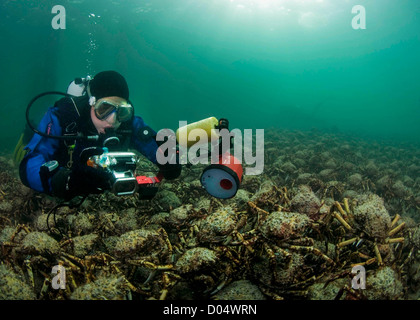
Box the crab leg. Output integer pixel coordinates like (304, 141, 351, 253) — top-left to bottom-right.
(335, 201, 348, 219)
(24, 258, 35, 288)
(126, 259, 173, 270)
(233, 231, 256, 253)
(40, 278, 51, 298)
(390, 214, 401, 228)
(158, 227, 173, 262)
(386, 237, 404, 244)
(332, 211, 352, 231)
(373, 244, 383, 266)
(351, 257, 376, 267)
(343, 198, 351, 215)
(358, 252, 371, 259)
(388, 222, 405, 237)
(288, 245, 335, 265)
(337, 237, 358, 248)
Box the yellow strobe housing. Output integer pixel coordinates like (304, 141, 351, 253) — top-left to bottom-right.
(176, 116, 220, 148)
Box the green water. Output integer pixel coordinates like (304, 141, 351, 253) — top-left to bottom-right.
(0, 0, 419, 152)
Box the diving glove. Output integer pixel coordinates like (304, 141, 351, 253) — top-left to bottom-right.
(157, 162, 182, 180)
(155, 138, 182, 180)
(51, 147, 113, 200)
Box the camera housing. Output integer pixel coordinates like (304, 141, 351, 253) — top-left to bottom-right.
(105, 152, 138, 196)
(88, 151, 161, 197)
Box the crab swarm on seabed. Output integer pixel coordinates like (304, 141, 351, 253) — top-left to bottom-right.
(0, 128, 419, 300)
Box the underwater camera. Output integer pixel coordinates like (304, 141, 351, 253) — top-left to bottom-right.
(88, 151, 160, 197)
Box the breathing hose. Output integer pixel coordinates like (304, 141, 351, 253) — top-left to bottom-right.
(25, 91, 98, 141)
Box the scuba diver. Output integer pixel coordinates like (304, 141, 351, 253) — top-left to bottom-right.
(19, 70, 181, 200)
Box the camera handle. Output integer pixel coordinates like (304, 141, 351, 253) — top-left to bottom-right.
(136, 172, 163, 200)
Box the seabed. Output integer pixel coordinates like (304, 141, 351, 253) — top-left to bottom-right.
(0, 128, 419, 300)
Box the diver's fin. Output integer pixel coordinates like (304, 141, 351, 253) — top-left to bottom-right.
(13, 133, 26, 166)
(13, 124, 33, 166)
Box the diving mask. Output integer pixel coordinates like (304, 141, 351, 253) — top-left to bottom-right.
(94, 97, 133, 122)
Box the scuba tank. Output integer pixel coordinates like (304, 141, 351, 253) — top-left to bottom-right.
(66, 76, 91, 97)
(13, 76, 92, 166)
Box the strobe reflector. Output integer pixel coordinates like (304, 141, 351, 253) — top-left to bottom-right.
(200, 153, 243, 199)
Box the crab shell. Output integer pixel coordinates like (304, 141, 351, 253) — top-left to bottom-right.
(259, 211, 311, 241)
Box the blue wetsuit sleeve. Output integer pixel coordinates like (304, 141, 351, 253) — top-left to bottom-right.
(130, 116, 158, 164)
(20, 108, 62, 193)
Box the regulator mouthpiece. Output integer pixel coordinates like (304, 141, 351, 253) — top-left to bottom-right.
(101, 129, 120, 149)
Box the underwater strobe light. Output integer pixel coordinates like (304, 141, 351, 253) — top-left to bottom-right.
(177, 116, 244, 199)
(200, 152, 243, 199)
